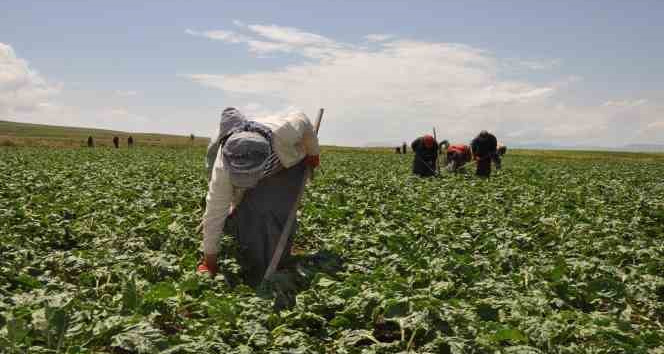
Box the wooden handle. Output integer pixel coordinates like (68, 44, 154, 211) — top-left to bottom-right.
(314, 108, 324, 136)
(263, 108, 324, 281)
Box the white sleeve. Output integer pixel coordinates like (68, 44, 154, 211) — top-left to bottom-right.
(302, 118, 320, 156)
(202, 151, 234, 255)
(293, 112, 320, 156)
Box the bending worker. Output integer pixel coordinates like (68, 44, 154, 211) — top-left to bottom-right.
(411, 134, 438, 177)
(199, 107, 320, 285)
(445, 142, 472, 172)
(493, 144, 507, 170)
(471, 130, 499, 177)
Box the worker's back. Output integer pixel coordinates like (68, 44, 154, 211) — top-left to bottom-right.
(411, 135, 438, 177)
(471, 131, 497, 157)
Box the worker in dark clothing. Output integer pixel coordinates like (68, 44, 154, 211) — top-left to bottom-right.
(112, 136, 119, 149)
(411, 135, 438, 177)
(395, 146, 401, 154)
(402, 142, 407, 154)
(128, 136, 134, 147)
(493, 144, 507, 170)
(470, 130, 498, 177)
(87, 136, 94, 148)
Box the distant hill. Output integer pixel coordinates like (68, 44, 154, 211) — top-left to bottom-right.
(364, 141, 404, 148)
(0, 120, 210, 147)
(510, 142, 664, 153)
(622, 144, 664, 152)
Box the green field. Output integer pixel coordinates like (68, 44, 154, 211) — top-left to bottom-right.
(1, 146, 664, 353)
(0, 120, 210, 148)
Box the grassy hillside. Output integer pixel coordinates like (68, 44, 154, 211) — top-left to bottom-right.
(0, 120, 210, 147)
(2, 120, 663, 163)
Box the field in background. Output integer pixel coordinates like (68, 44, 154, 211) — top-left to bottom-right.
(325, 145, 664, 163)
(3, 120, 664, 164)
(0, 120, 210, 147)
(1, 145, 663, 352)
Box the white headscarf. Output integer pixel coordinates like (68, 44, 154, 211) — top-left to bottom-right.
(205, 107, 274, 179)
(206, 107, 247, 178)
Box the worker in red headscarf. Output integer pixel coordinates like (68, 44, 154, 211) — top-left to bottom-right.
(411, 134, 439, 177)
(444, 143, 473, 172)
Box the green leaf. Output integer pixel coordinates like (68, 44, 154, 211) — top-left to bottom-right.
(122, 277, 140, 313)
(110, 321, 168, 354)
(494, 327, 528, 343)
(144, 282, 176, 302)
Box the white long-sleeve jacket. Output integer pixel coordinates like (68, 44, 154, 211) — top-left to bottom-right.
(202, 111, 320, 255)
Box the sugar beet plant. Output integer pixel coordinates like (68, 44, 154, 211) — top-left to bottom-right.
(1, 147, 663, 353)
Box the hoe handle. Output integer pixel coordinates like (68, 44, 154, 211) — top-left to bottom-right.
(263, 108, 324, 281)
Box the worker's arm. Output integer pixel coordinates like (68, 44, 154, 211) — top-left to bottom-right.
(201, 153, 234, 276)
(489, 135, 498, 152)
(470, 138, 481, 160)
(205, 140, 221, 180)
(411, 138, 421, 153)
(492, 152, 502, 170)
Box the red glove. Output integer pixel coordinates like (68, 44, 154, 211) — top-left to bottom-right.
(304, 155, 320, 168)
(197, 262, 209, 273)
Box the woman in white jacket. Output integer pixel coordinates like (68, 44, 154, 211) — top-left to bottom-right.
(199, 107, 320, 285)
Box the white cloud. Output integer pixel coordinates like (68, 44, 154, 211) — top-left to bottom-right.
(1, 43, 221, 138)
(365, 34, 393, 42)
(630, 120, 664, 144)
(185, 29, 251, 44)
(186, 23, 350, 60)
(246, 40, 293, 55)
(182, 22, 664, 147)
(0, 42, 61, 117)
(247, 24, 335, 47)
(5, 27, 660, 148)
(647, 121, 664, 129)
(602, 99, 648, 108)
(183, 25, 572, 145)
(0, 43, 160, 134)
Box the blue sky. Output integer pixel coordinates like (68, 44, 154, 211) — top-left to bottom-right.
(2, 0, 663, 146)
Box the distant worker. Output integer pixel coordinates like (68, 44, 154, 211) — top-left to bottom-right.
(190, 133, 195, 142)
(439, 140, 449, 164)
(494, 144, 507, 170)
(87, 136, 94, 148)
(395, 146, 401, 154)
(198, 107, 321, 286)
(128, 136, 134, 147)
(445, 143, 472, 172)
(439, 140, 449, 151)
(402, 142, 407, 154)
(411, 134, 438, 177)
(471, 130, 498, 177)
(112, 136, 119, 149)
(497, 144, 507, 156)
